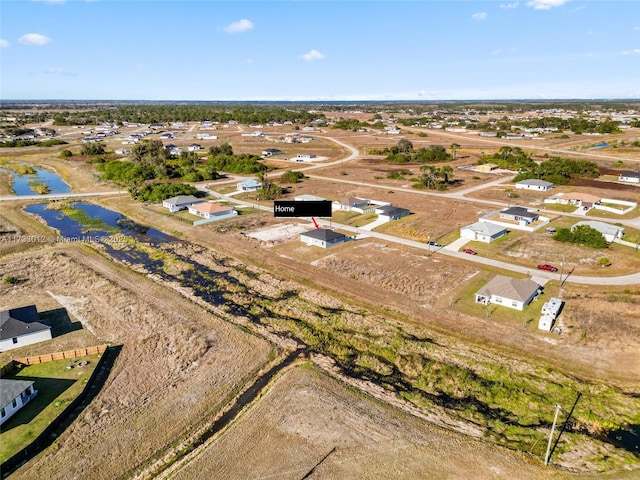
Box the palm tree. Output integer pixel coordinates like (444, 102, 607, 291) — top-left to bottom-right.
(450, 143, 460, 160)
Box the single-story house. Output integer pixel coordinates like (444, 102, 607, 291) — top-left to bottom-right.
(300, 228, 350, 249)
(332, 197, 383, 214)
(188, 143, 202, 151)
(262, 148, 283, 157)
(375, 205, 410, 221)
(188, 202, 236, 219)
(460, 221, 508, 243)
(0, 305, 52, 352)
(515, 179, 554, 191)
(475, 275, 541, 311)
(237, 179, 262, 192)
(572, 220, 624, 243)
(162, 195, 201, 213)
(499, 207, 539, 225)
(294, 154, 316, 161)
(475, 163, 498, 173)
(618, 172, 640, 184)
(295, 194, 327, 202)
(546, 192, 601, 208)
(0, 379, 37, 426)
(195, 133, 217, 139)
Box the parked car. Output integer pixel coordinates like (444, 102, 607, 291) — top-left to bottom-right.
(462, 248, 477, 255)
(427, 241, 443, 248)
(537, 264, 558, 272)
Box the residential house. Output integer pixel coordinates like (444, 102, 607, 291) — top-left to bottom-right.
(188, 202, 237, 220)
(295, 194, 327, 202)
(294, 154, 316, 161)
(475, 276, 541, 311)
(333, 197, 382, 214)
(188, 144, 202, 152)
(162, 195, 201, 213)
(237, 179, 262, 192)
(515, 179, 554, 191)
(545, 192, 601, 208)
(499, 207, 540, 225)
(572, 220, 624, 243)
(375, 205, 410, 221)
(0, 379, 37, 426)
(262, 148, 283, 157)
(195, 133, 217, 140)
(0, 305, 52, 352)
(300, 228, 349, 248)
(618, 172, 640, 184)
(475, 163, 498, 173)
(460, 221, 508, 243)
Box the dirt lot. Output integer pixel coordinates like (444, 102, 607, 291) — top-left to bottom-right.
(2, 247, 273, 480)
(167, 364, 566, 480)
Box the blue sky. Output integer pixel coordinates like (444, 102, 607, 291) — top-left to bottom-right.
(1, 0, 639, 100)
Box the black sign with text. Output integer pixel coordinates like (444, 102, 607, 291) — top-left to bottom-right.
(273, 200, 332, 217)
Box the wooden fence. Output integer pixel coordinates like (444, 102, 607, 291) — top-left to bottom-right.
(15, 345, 108, 365)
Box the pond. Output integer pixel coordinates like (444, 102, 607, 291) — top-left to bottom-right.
(587, 142, 610, 150)
(2, 165, 72, 195)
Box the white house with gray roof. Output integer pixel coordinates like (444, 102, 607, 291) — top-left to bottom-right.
(162, 195, 201, 213)
(475, 275, 541, 311)
(0, 379, 37, 426)
(460, 221, 508, 243)
(515, 179, 554, 191)
(0, 305, 52, 352)
(300, 228, 350, 248)
(572, 220, 624, 243)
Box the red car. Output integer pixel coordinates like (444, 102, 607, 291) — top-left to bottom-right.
(537, 264, 558, 272)
(462, 248, 477, 255)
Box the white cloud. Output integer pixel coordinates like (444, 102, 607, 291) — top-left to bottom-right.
(301, 49, 325, 61)
(472, 12, 488, 21)
(0, 39, 9, 48)
(622, 49, 640, 55)
(500, 2, 519, 8)
(526, 0, 569, 10)
(45, 67, 76, 76)
(223, 19, 254, 34)
(19, 33, 51, 46)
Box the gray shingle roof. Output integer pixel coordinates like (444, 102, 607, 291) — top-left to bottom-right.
(477, 276, 541, 303)
(301, 228, 348, 242)
(163, 195, 200, 206)
(0, 306, 50, 340)
(0, 379, 35, 408)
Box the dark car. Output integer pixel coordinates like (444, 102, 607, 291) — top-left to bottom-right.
(462, 248, 477, 255)
(427, 241, 443, 248)
(537, 264, 558, 272)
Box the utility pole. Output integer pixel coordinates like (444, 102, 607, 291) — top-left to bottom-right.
(544, 404, 562, 466)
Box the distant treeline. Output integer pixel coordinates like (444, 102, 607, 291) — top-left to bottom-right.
(46, 105, 325, 126)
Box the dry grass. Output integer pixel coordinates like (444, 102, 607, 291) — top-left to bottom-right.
(167, 364, 569, 480)
(3, 247, 274, 480)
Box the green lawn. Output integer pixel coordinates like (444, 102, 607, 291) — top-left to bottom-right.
(0, 354, 100, 463)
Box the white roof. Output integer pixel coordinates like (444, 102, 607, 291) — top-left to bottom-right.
(516, 179, 554, 187)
